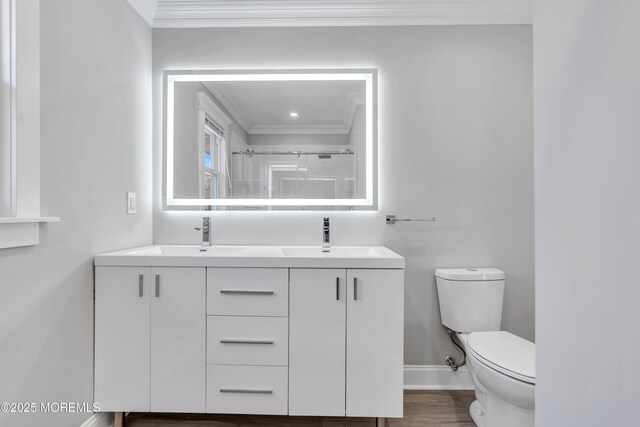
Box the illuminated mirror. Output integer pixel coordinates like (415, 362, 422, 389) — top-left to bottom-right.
(163, 70, 377, 210)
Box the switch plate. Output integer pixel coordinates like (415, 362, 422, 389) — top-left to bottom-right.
(127, 192, 137, 214)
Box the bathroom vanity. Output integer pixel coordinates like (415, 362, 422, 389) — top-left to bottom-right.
(94, 245, 404, 423)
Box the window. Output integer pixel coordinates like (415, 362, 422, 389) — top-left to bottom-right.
(0, 0, 57, 249)
(187, 91, 233, 211)
(201, 118, 225, 199)
(0, 0, 15, 217)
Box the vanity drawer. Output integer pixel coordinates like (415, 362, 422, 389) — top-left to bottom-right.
(207, 268, 288, 316)
(207, 316, 288, 366)
(206, 365, 288, 415)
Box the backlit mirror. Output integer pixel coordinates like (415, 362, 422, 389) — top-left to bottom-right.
(164, 70, 377, 210)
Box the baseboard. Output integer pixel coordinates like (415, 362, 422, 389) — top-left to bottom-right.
(404, 365, 475, 390)
(78, 412, 113, 427)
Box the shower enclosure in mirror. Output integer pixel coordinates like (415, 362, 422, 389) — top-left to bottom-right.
(163, 70, 377, 210)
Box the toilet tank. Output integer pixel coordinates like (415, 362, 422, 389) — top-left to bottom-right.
(435, 268, 505, 333)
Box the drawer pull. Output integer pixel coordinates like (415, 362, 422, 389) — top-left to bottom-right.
(220, 388, 273, 395)
(155, 275, 160, 297)
(220, 339, 274, 345)
(138, 274, 143, 297)
(220, 289, 274, 295)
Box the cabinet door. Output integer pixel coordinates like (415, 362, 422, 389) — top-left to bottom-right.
(289, 269, 346, 416)
(150, 267, 206, 412)
(346, 269, 404, 417)
(95, 267, 150, 412)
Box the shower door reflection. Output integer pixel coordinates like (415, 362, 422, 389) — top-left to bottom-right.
(231, 149, 356, 206)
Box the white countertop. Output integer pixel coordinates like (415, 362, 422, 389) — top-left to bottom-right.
(94, 245, 405, 269)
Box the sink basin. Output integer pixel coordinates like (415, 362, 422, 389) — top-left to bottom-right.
(124, 245, 247, 256)
(282, 247, 382, 257)
(165, 246, 247, 256)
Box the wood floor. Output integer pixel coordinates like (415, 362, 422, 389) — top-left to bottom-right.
(125, 391, 476, 427)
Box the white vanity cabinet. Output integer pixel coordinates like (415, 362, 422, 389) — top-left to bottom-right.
(95, 267, 150, 412)
(205, 267, 289, 415)
(95, 266, 206, 413)
(94, 245, 405, 422)
(289, 269, 347, 416)
(345, 269, 404, 417)
(289, 268, 404, 418)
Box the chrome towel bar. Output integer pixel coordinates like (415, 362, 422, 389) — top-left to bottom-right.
(386, 215, 436, 224)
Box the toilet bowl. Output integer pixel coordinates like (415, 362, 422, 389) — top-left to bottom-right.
(455, 333, 488, 425)
(467, 331, 535, 427)
(435, 268, 535, 427)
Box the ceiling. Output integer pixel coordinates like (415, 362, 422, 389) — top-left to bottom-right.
(127, 0, 532, 28)
(201, 80, 365, 135)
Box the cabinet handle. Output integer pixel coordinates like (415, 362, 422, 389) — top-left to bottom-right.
(220, 289, 274, 295)
(220, 339, 274, 345)
(353, 277, 358, 301)
(220, 388, 273, 395)
(138, 274, 143, 297)
(336, 277, 340, 301)
(155, 275, 160, 297)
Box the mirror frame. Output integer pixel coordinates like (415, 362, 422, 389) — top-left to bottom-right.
(163, 69, 377, 210)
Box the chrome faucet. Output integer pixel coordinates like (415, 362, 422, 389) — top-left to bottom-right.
(194, 217, 211, 251)
(322, 217, 330, 253)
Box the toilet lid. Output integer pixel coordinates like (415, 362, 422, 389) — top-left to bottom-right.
(468, 331, 535, 384)
(435, 268, 505, 281)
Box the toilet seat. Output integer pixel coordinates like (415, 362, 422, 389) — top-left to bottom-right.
(468, 331, 535, 385)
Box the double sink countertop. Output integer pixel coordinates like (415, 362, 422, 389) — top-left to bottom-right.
(94, 245, 405, 269)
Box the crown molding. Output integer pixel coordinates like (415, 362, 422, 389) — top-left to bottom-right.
(346, 92, 365, 133)
(131, 0, 531, 28)
(126, 0, 158, 26)
(249, 124, 350, 135)
(203, 83, 251, 133)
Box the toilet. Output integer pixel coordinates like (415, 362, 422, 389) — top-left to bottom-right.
(435, 268, 535, 427)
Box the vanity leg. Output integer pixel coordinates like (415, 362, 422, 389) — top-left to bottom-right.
(114, 412, 124, 427)
(376, 417, 386, 427)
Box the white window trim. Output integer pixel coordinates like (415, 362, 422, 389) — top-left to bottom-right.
(197, 92, 232, 205)
(197, 92, 233, 132)
(0, 0, 16, 216)
(202, 126, 223, 196)
(0, 0, 59, 249)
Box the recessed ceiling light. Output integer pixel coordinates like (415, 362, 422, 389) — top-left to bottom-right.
(289, 112, 299, 118)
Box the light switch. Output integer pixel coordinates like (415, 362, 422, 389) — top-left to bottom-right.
(127, 192, 137, 214)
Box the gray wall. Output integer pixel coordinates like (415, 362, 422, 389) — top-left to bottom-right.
(535, 1, 640, 425)
(153, 26, 533, 366)
(0, 1, 152, 426)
